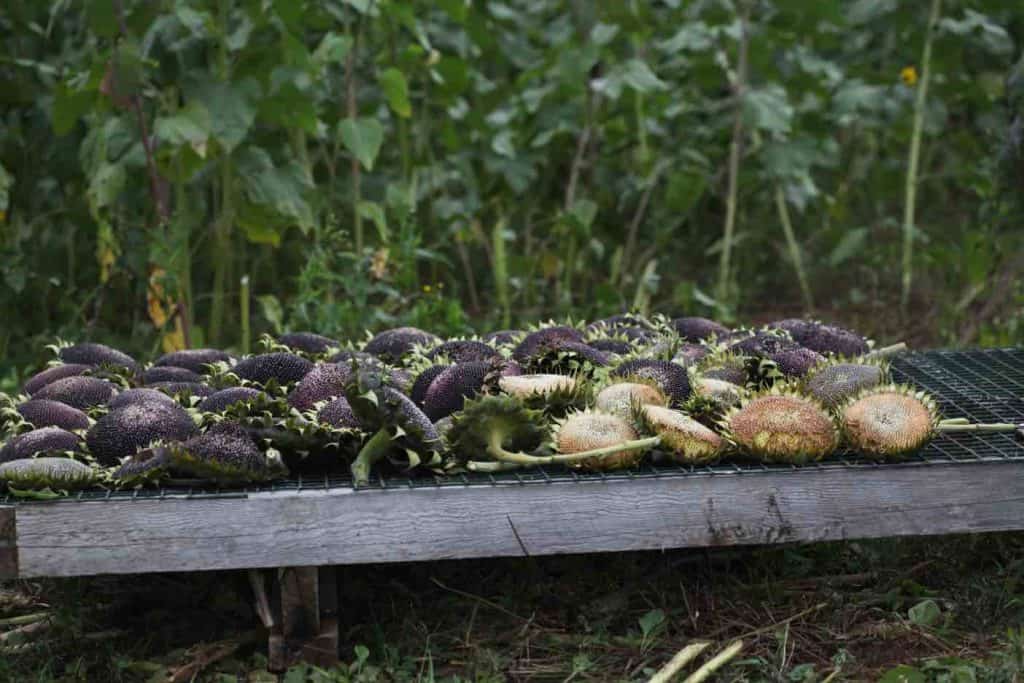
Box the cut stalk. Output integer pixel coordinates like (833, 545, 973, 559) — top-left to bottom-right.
(486, 432, 660, 467)
(939, 417, 969, 425)
(863, 342, 908, 360)
(774, 186, 814, 312)
(492, 217, 511, 329)
(936, 422, 1020, 433)
(900, 0, 942, 312)
(351, 427, 394, 485)
(715, 3, 749, 315)
(239, 275, 250, 355)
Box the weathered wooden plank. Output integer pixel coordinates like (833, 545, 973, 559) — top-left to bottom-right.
(0, 506, 16, 579)
(10, 461, 1024, 578)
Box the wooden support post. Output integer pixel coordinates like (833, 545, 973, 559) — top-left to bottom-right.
(266, 566, 339, 672)
(0, 507, 16, 579)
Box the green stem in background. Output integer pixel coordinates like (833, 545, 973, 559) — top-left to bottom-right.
(632, 258, 658, 317)
(560, 234, 578, 312)
(635, 89, 648, 165)
(239, 275, 250, 355)
(209, 0, 234, 346)
(345, 17, 363, 254)
(774, 186, 814, 312)
(900, 0, 942, 313)
(209, 156, 233, 346)
(716, 3, 749, 318)
(492, 217, 511, 329)
(351, 427, 394, 485)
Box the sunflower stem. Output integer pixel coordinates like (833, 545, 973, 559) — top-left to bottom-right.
(351, 427, 394, 485)
(486, 432, 660, 467)
(901, 0, 942, 313)
(939, 417, 969, 425)
(863, 342, 907, 360)
(936, 423, 1019, 433)
(466, 460, 527, 473)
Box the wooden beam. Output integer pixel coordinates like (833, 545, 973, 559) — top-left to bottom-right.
(7, 461, 1024, 578)
(0, 506, 16, 579)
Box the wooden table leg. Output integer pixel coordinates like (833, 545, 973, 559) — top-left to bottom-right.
(264, 566, 339, 672)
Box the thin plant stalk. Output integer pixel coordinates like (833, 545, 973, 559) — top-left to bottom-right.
(863, 342, 907, 360)
(774, 186, 814, 311)
(936, 422, 1020, 433)
(239, 275, 250, 355)
(683, 640, 745, 683)
(715, 3, 749, 316)
(345, 17, 363, 254)
(649, 642, 712, 683)
(900, 0, 943, 312)
(209, 0, 234, 346)
(485, 432, 660, 467)
(492, 217, 511, 329)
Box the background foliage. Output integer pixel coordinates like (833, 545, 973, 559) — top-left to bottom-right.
(1, 0, 1023, 389)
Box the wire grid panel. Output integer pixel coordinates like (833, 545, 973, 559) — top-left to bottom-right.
(3, 348, 1023, 503)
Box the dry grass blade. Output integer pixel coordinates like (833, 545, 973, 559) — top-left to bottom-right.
(168, 634, 254, 683)
(682, 639, 744, 683)
(648, 641, 711, 683)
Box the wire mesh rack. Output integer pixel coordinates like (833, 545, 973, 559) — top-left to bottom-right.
(3, 348, 1023, 504)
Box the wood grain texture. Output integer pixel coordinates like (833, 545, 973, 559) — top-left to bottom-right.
(0, 506, 16, 579)
(10, 461, 1024, 578)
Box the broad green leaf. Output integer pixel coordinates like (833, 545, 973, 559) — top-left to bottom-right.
(87, 162, 126, 211)
(235, 147, 314, 235)
(437, 0, 468, 23)
(908, 599, 941, 627)
(620, 59, 668, 93)
(338, 118, 385, 171)
(174, 6, 212, 36)
(223, 16, 251, 51)
(665, 170, 707, 215)
(833, 79, 888, 124)
(491, 130, 515, 158)
(846, 0, 897, 25)
(432, 57, 470, 97)
(342, 0, 373, 13)
(188, 79, 260, 152)
(638, 609, 665, 639)
(52, 81, 95, 135)
(659, 22, 714, 53)
(829, 228, 869, 267)
(86, 0, 118, 37)
(940, 10, 1014, 56)
(379, 68, 412, 118)
(258, 295, 284, 334)
(567, 199, 598, 234)
(357, 200, 389, 241)
(878, 666, 925, 683)
(313, 32, 352, 68)
(591, 22, 619, 46)
(259, 79, 318, 134)
(155, 103, 211, 147)
(743, 86, 793, 134)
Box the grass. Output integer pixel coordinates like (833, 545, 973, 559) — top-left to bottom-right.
(4, 532, 1024, 681)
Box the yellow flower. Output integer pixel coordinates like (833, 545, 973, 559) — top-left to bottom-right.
(422, 284, 432, 293)
(900, 66, 918, 86)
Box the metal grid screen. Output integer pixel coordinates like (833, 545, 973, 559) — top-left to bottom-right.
(4, 348, 1023, 503)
